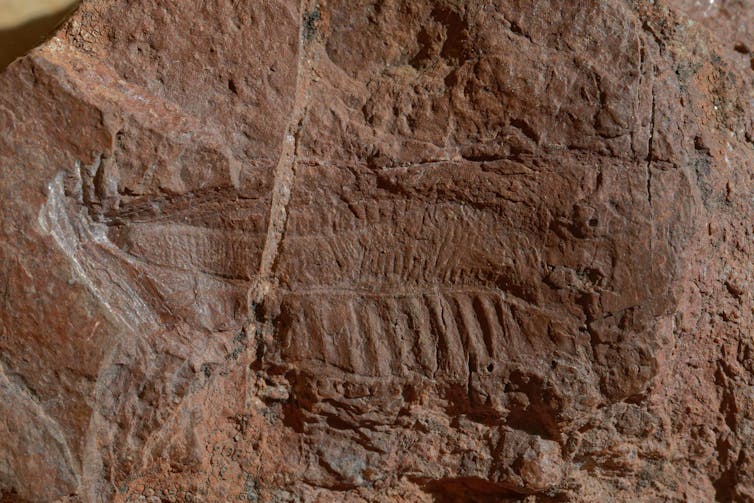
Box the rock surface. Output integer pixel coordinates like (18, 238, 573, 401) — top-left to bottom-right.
(0, 0, 752, 501)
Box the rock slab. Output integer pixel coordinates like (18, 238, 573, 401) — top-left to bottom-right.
(0, 0, 752, 501)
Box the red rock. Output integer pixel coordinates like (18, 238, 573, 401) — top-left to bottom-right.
(0, 0, 752, 501)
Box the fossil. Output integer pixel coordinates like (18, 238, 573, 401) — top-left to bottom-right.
(2, 0, 751, 500)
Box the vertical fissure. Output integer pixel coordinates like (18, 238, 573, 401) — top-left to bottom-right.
(645, 80, 656, 266)
(647, 87, 655, 211)
(253, 0, 314, 305)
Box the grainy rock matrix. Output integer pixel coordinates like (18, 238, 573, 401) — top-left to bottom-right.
(0, 0, 752, 501)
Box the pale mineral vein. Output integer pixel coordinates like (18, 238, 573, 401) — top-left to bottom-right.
(253, 0, 312, 304)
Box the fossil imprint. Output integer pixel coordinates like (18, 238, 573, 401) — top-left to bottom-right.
(36, 0, 682, 418)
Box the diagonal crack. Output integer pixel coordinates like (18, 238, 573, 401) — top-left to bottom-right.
(252, 0, 314, 305)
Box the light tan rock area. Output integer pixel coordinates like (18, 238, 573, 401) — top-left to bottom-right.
(0, 0, 79, 69)
(0, 0, 78, 30)
(0, 0, 752, 501)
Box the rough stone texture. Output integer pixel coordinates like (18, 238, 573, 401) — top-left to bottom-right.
(0, 0, 752, 501)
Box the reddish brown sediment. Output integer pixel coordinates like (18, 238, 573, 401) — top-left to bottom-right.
(0, 1, 752, 501)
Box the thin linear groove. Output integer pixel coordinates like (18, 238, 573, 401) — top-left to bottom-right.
(454, 294, 490, 370)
